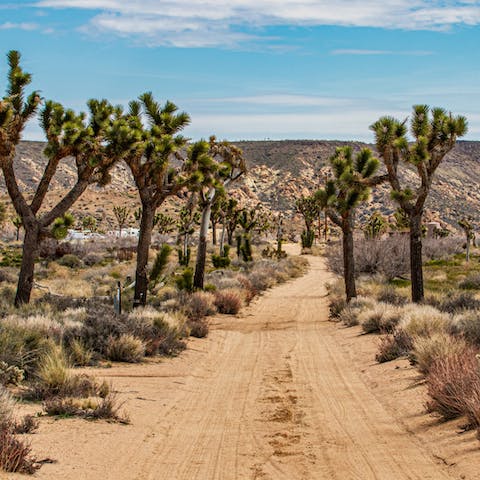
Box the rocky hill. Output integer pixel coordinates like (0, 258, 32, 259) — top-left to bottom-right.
(2, 139, 480, 231)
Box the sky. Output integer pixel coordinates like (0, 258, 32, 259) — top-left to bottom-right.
(1, 0, 480, 142)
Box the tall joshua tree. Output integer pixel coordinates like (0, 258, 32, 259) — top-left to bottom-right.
(317, 147, 382, 302)
(0, 51, 125, 305)
(370, 105, 467, 302)
(191, 137, 246, 289)
(296, 194, 320, 248)
(119, 93, 192, 307)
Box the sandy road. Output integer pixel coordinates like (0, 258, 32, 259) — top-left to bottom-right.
(22, 252, 461, 480)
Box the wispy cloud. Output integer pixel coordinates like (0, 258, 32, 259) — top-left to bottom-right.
(206, 94, 355, 107)
(34, 0, 480, 48)
(0, 22, 38, 31)
(331, 49, 434, 56)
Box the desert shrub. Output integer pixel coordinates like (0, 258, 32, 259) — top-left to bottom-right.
(105, 334, 145, 363)
(214, 289, 242, 314)
(181, 291, 217, 320)
(0, 387, 15, 430)
(459, 274, 480, 290)
(451, 310, 480, 346)
(422, 236, 463, 261)
(375, 330, 413, 363)
(44, 392, 128, 423)
(338, 296, 375, 327)
(188, 317, 209, 338)
(425, 347, 480, 421)
(66, 339, 93, 366)
(0, 268, 16, 284)
(0, 362, 24, 386)
(437, 291, 480, 314)
(175, 268, 194, 292)
(237, 275, 258, 304)
(156, 286, 179, 302)
(359, 302, 402, 334)
(377, 286, 408, 306)
(83, 253, 104, 267)
(411, 333, 468, 375)
(0, 428, 39, 474)
(325, 237, 410, 280)
(13, 415, 39, 435)
(399, 304, 451, 338)
(57, 254, 82, 269)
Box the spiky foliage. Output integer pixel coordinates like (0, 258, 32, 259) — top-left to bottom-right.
(112, 206, 130, 237)
(370, 105, 468, 302)
(154, 212, 176, 235)
(364, 211, 388, 239)
(149, 244, 172, 292)
(317, 147, 382, 301)
(51, 212, 75, 240)
(177, 192, 200, 266)
(296, 195, 320, 247)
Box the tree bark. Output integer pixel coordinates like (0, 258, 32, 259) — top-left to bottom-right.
(409, 213, 424, 303)
(15, 222, 40, 307)
(211, 220, 217, 245)
(342, 216, 356, 302)
(194, 202, 212, 289)
(219, 222, 226, 254)
(133, 205, 155, 307)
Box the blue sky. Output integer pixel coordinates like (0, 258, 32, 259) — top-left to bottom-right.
(1, 0, 480, 142)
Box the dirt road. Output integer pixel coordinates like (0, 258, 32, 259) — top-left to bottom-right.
(21, 253, 464, 480)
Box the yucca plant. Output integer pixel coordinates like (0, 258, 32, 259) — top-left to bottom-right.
(370, 105, 468, 302)
(317, 147, 384, 301)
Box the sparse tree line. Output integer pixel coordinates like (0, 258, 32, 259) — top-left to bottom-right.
(0, 50, 280, 308)
(297, 107, 468, 304)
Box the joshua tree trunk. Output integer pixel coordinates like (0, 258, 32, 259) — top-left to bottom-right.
(211, 220, 217, 245)
(219, 221, 226, 254)
(193, 201, 212, 289)
(409, 212, 424, 303)
(133, 205, 155, 307)
(15, 222, 40, 306)
(342, 215, 356, 302)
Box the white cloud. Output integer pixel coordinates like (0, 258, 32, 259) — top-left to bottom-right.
(331, 49, 434, 56)
(0, 22, 38, 31)
(206, 94, 355, 107)
(34, 0, 480, 47)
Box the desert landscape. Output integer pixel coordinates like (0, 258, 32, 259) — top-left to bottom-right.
(2, 2, 480, 478)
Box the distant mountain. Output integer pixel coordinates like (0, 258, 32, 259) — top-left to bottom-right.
(1, 139, 479, 230)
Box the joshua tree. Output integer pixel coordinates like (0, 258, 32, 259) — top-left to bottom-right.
(209, 190, 226, 246)
(236, 204, 267, 262)
(458, 217, 474, 263)
(364, 211, 388, 239)
(296, 195, 320, 248)
(177, 193, 200, 266)
(370, 105, 467, 302)
(317, 147, 383, 301)
(0, 202, 6, 228)
(191, 137, 246, 289)
(154, 212, 176, 235)
(113, 206, 131, 238)
(51, 212, 75, 240)
(0, 51, 127, 305)
(222, 197, 241, 247)
(81, 215, 97, 232)
(118, 93, 194, 307)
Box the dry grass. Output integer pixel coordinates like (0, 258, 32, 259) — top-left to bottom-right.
(359, 302, 402, 334)
(214, 289, 243, 314)
(399, 304, 451, 338)
(412, 333, 468, 375)
(106, 334, 145, 363)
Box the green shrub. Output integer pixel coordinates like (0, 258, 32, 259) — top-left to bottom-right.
(57, 254, 82, 269)
(175, 268, 194, 292)
(301, 230, 314, 249)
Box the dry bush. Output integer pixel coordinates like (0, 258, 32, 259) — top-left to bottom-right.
(399, 304, 451, 338)
(422, 236, 463, 260)
(106, 334, 145, 363)
(13, 415, 39, 435)
(451, 310, 480, 347)
(325, 237, 410, 280)
(437, 291, 480, 314)
(0, 428, 39, 474)
(459, 273, 480, 290)
(188, 317, 209, 338)
(359, 302, 402, 334)
(181, 291, 217, 320)
(66, 339, 93, 366)
(375, 330, 413, 363)
(44, 391, 129, 424)
(412, 333, 468, 375)
(214, 289, 243, 314)
(338, 296, 376, 327)
(0, 387, 39, 474)
(377, 286, 408, 306)
(0, 361, 24, 386)
(425, 347, 480, 421)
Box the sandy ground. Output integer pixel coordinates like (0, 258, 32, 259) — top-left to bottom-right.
(3, 250, 480, 479)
